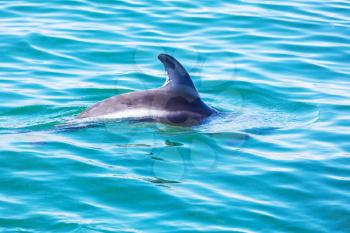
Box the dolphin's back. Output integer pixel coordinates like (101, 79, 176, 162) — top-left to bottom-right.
(78, 89, 157, 119)
(78, 54, 216, 126)
(78, 87, 214, 124)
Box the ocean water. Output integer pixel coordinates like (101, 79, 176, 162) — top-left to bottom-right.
(1, 0, 350, 232)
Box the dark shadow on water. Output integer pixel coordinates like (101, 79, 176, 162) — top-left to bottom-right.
(145, 177, 181, 188)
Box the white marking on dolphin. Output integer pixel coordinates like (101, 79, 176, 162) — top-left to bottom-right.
(77, 54, 217, 126)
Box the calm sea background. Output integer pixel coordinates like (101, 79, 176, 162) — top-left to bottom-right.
(1, 0, 350, 232)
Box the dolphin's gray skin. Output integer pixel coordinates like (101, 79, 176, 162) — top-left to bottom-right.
(78, 54, 216, 126)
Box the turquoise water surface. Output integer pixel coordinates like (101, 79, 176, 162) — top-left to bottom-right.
(1, 0, 350, 232)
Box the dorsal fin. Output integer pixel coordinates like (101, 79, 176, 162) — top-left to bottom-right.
(158, 54, 198, 95)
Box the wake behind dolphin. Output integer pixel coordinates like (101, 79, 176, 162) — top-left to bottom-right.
(77, 54, 217, 126)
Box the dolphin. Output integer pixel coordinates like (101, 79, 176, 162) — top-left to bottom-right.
(77, 54, 217, 126)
